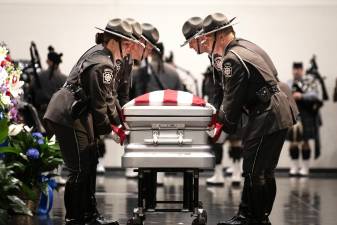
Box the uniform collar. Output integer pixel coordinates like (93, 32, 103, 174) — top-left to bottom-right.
(224, 37, 238, 54)
(102, 45, 113, 58)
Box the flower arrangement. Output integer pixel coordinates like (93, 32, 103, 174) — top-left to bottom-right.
(0, 44, 24, 123)
(0, 43, 63, 219)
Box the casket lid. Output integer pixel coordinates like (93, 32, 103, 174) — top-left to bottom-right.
(123, 90, 215, 117)
(123, 105, 214, 117)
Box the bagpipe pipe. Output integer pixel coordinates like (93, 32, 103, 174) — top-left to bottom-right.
(14, 41, 42, 102)
(13, 42, 45, 134)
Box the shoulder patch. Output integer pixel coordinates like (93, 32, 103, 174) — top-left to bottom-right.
(103, 68, 113, 84)
(223, 62, 232, 78)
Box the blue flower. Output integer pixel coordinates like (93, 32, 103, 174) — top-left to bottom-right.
(0, 111, 4, 120)
(37, 139, 44, 145)
(32, 132, 43, 139)
(26, 148, 40, 160)
(0, 153, 5, 160)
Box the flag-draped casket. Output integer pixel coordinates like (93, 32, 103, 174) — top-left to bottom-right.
(121, 90, 215, 169)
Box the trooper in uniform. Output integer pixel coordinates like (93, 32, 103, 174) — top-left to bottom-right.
(95, 18, 145, 174)
(287, 62, 322, 176)
(191, 13, 298, 225)
(44, 18, 143, 225)
(182, 16, 243, 186)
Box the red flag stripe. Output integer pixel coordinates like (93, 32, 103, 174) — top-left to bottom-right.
(192, 96, 206, 106)
(135, 93, 150, 105)
(163, 89, 178, 105)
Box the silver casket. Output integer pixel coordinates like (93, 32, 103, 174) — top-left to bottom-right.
(121, 91, 215, 169)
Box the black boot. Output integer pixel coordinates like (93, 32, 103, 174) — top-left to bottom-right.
(217, 202, 248, 225)
(246, 176, 271, 225)
(84, 164, 119, 225)
(218, 179, 249, 225)
(84, 195, 119, 225)
(64, 181, 86, 225)
(217, 214, 247, 225)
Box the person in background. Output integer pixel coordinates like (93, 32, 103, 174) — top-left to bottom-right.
(287, 62, 322, 177)
(128, 24, 184, 184)
(31, 46, 67, 185)
(32, 46, 66, 121)
(130, 41, 184, 98)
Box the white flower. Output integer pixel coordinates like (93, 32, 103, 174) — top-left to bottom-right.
(0, 95, 11, 106)
(8, 80, 24, 98)
(7, 71, 24, 98)
(0, 66, 8, 85)
(8, 123, 24, 136)
(24, 125, 33, 132)
(48, 135, 56, 145)
(0, 46, 8, 62)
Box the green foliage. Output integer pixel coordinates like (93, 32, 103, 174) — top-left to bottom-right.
(0, 118, 8, 143)
(0, 127, 63, 199)
(0, 164, 32, 223)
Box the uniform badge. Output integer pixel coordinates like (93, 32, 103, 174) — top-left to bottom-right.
(223, 63, 232, 78)
(103, 68, 113, 84)
(213, 56, 223, 72)
(114, 60, 122, 74)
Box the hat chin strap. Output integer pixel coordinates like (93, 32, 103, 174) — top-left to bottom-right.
(211, 32, 217, 55)
(211, 32, 218, 85)
(118, 40, 124, 58)
(197, 39, 201, 54)
(141, 42, 147, 61)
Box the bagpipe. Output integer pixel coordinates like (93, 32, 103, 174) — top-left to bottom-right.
(306, 55, 329, 101)
(292, 55, 329, 114)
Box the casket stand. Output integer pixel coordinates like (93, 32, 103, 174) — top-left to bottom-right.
(121, 90, 215, 225)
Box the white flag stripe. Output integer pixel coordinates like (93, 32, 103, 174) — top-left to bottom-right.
(149, 90, 164, 106)
(177, 91, 193, 106)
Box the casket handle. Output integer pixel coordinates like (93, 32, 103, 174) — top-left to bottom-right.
(143, 138, 193, 145)
(144, 130, 192, 145)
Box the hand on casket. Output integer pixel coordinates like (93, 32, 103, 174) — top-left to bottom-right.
(207, 122, 227, 144)
(111, 125, 128, 145)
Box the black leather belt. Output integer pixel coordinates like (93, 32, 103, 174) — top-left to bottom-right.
(244, 85, 280, 116)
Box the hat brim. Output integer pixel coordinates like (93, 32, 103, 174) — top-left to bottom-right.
(141, 35, 160, 53)
(95, 27, 144, 47)
(180, 31, 201, 47)
(195, 17, 238, 38)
